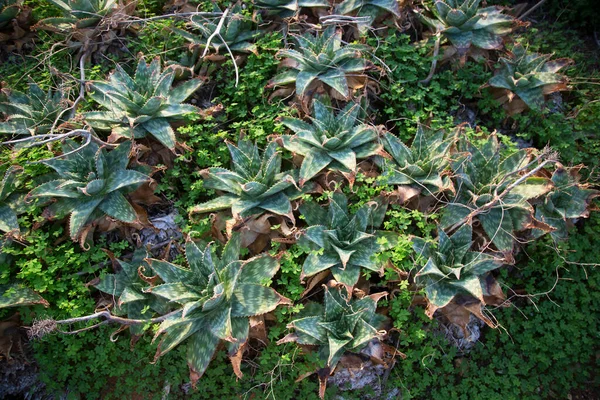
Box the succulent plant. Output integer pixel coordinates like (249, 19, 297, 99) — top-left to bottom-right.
(190, 139, 308, 221)
(0, 82, 70, 136)
(94, 248, 169, 335)
(413, 224, 503, 313)
(298, 192, 396, 290)
(0, 0, 21, 30)
(533, 164, 599, 241)
(0, 166, 25, 234)
(488, 44, 572, 113)
(85, 57, 203, 149)
(379, 125, 455, 197)
(27, 140, 151, 241)
(268, 25, 368, 99)
(255, 0, 330, 19)
(441, 135, 553, 252)
(148, 232, 291, 382)
(278, 285, 387, 398)
(173, 4, 263, 57)
(0, 283, 49, 309)
(37, 0, 118, 29)
(419, 0, 516, 56)
(279, 99, 382, 185)
(335, 0, 401, 33)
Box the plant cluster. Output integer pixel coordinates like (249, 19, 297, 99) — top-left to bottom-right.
(0, 0, 598, 399)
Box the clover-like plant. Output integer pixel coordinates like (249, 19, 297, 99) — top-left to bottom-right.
(255, 0, 330, 19)
(413, 224, 503, 315)
(278, 285, 387, 398)
(268, 25, 368, 99)
(85, 57, 203, 149)
(299, 192, 396, 290)
(279, 99, 382, 185)
(27, 140, 151, 241)
(441, 135, 553, 252)
(419, 0, 516, 56)
(0, 82, 70, 136)
(532, 164, 599, 241)
(173, 4, 263, 58)
(335, 0, 401, 33)
(190, 140, 307, 221)
(94, 248, 169, 335)
(488, 44, 572, 114)
(379, 125, 455, 198)
(148, 232, 291, 382)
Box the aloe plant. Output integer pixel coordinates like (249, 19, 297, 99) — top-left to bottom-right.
(148, 232, 291, 381)
(299, 192, 396, 290)
(441, 135, 553, 252)
(0, 283, 48, 309)
(35, 0, 121, 32)
(413, 224, 503, 312)
(268, 25, 368, 98)
(379, 125, 455, 196)
(0, 0, 21, 30)
(335, 0, 401, 32)
(255, 0, 330, 18)
(0, 82, 70, 136)
(173, 4, 263, 57)
(85, 57, 203, 149)
(533, 164, 599, 241)
(488, 44, 572, 112)
(419, 0, 515, 56)
(280, 99, 382, 185)
(0, 166, 24, 234)
(278, 285, 387, 397)
(94, 248, 169, 335)
(190, 140, 307, 221)
(27, 140, 151, 241)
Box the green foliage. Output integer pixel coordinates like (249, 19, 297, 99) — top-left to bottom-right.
(189, 139, 306, 220)
(379, 125, 455, 196)
(413, 224, 503, 309)
(441, 134, 552, 252)
(280, 285, 387, 370)
(35, 0, 122, 31)
(85, 57, 203, 149)
(0, 282, 47, 309)
(172, 3, 262, 56)
(280, 98, 382, 184)
(0, 166, 24, 233)
(255, 0, 330, 19)
(0, 81, 70, 136)
(148, 232, 290, 380)
(28, 141, 150, 241)
(489, 43, 572, 112)
(0, 0, 21, 30)
(268, 25, 368, 98)
(335, 0, 400, 32)
(299, 192, 397, 289)
(532, 164, 599, 240)
(419, 0, 515, 55)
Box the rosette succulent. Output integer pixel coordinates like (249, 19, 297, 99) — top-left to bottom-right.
(299, 192, 396, 290)
(94, 248, 169, 335)
(419, 0, 516, 56)
(190, 140, 307, 221)
(148, 233, 291, 382)
(0, 0, 20, 30)
(85, 57, 203, 149)
(413, 224, 503, 313)
(278, 285, 387, 398)
(0, 81, 70, 136)
(27, 140, 151, 241)
(268, 25, 368, 99)
(255, 0, 330, 19)
(379, 125, 455, 197)
(280, 99, 382, 185)
(335, 0, 401, 33)
(0, 166, 24, 234)
(488, 44, 572, 113)
(533, 164, 599, 241)
(441, 135, 553, 252)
